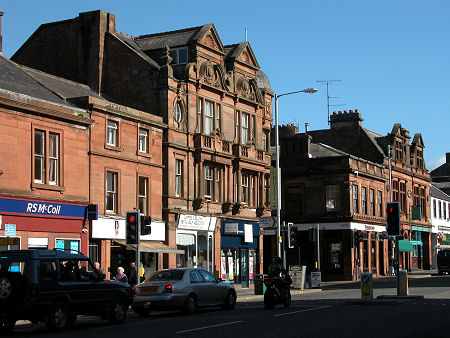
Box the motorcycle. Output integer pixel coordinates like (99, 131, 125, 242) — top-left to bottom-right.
(263, 275, 292, 309)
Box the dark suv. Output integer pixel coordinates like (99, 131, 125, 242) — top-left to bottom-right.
(0, 249, 132, 333)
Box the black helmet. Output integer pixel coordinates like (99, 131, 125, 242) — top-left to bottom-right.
(272, 256, 282, 264)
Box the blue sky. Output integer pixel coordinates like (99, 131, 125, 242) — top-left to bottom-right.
(1, 0, 448, 169)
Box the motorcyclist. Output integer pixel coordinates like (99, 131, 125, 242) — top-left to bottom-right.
(268, 256, 291, 295)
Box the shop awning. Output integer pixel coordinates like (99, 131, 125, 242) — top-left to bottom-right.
(114, 240, 184, 254)
(398, 239, 414, 252)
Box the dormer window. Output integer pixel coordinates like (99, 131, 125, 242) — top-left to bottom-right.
(416, 148, 423, 168)
(171, 47, 188, 64)
(395, 140, 403, 162)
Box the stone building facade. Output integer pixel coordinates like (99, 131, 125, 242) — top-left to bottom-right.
(277, 110, 431, 281)
(12, 10, 273, 282)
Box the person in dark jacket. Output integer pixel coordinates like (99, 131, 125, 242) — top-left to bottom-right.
(268, 256, 291, 293)
(128, 262, 138, 287)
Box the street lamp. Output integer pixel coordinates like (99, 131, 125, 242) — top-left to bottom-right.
(274, 88, 318, 258)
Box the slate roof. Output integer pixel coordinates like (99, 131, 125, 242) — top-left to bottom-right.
(113, 34, 160, 68)
(135, 25, 204, 51)
(431, 184, 450, 202)
(310, 143, 347, 158)
(0, 54, 67, 105)
(19, 65, 103, 100)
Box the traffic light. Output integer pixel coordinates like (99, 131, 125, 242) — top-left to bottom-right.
(386, 202, 401, 236)
(356, 230, 364, 243)
(140, 215, 152, 236)
(126, 211, 139, 245)
(287, 222, 296, 248)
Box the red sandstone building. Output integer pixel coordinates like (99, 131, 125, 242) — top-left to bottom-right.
(277, 110, 431, 281)
(12, 10, 273, 283)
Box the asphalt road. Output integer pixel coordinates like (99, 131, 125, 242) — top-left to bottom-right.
(8, 273, 450, 338)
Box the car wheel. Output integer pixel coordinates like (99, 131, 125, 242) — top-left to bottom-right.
(45, 302, 69, 331)
(133, 305, 151, 318)
(108, 298, 127, 324)
(183, 295, 197, 315)
(0, 317, 15, 333)
(222, 291, 236, 310)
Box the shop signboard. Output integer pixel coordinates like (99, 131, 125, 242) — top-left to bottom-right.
(178, 214, 216, 231)
(261, 228, 277, 236)
(244, 224, 253, 243)
(91, 218, 165, 241)
(259, 217, 277, 228)
(223, 223, 239, 234)
(310, 271, 321, 288)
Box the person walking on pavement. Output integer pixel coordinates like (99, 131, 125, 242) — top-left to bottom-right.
(115, 267, 128, 283)
(129, 262, 138, 287)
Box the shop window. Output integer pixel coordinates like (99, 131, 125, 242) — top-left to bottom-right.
(33, 128, 62, 188)
(175, 159, 183, 197)
(138, 176, 148, 215)
(0, 238, 20, 251)
(106, 171, 118, 213)
(325, 184, 340, 212)
(352, 185, 359, 214)
(139, 128, 148, 153)
(176, 233, 196, 268)
(56, 239, 80, 254)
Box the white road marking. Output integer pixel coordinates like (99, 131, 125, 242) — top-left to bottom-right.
(273, 305, 332, 317)
(175, 320, 244, 334)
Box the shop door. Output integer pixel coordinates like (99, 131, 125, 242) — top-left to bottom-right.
(240, 248, 249, 288)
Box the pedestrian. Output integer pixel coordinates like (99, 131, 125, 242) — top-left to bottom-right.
(139, 262, 146, 283)
(115, 267, 128, 283)
(94, 262, 105, 275)
(129, 262, 138, 287)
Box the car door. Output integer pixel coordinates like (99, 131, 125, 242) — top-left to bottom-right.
(198, 269, 225, 304)
(189, 269, 208, 305)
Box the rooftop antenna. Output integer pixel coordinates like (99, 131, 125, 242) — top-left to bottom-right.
(316, 80, 344, 125)
(245, 27, 247, 42)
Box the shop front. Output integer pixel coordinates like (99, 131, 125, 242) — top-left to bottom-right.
(411, 226, 431, 270)
(0, 196, 94, 254)
(293, 222, 387, 282)
(220, 220, 260, 287)
(91, 216, 177, 279)
(176, 214, 217, 275)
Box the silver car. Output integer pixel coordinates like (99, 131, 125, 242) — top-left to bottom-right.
(131, 268, 236, 316)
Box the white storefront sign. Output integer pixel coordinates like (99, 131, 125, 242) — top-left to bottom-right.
(178, 214, 216, 231)
(244, 224, 253, 243)
(91, 217, 165, 241)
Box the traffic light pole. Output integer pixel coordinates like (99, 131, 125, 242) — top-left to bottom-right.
(136, 209, 140, 286)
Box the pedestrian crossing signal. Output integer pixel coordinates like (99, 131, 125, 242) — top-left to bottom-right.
(386, 202, 400, 236)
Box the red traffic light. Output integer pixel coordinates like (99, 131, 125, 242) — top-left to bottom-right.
(128, 215, 136, 223)
(388, 207, 393, 213)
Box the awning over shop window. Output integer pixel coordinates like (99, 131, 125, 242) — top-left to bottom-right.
(398, 239, 414, 252)
(114, 240, 184, 254)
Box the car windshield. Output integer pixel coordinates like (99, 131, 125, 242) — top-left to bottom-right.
(147, 270, 184, 281)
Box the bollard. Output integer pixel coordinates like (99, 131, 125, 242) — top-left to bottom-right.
(361, 272, 373, 300)
(398, 269, 408, 296)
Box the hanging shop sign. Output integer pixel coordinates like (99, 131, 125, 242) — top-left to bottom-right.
(178, 214, 216, 231)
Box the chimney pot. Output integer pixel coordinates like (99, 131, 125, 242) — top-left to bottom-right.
(349, 110, 353, 113)
(344, 110, 348, 113)
(338, 111, 342, 114)
(355, 109, 359, 113)
(120, 32, 124, 36)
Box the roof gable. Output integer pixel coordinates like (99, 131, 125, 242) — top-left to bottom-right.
(412, 133, 425, 148)
(194, 24, 225, 55)
(225, 42, 259, 69)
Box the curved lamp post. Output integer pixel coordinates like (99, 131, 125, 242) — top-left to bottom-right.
(274, 88, 318, 258)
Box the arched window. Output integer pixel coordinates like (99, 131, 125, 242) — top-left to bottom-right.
(174, 101, 182, 123)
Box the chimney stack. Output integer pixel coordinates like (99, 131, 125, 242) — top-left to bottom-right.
(305, 122, 309, 133)
(0, 10, 4, 53)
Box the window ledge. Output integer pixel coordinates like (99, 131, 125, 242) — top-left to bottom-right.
(31, 182, 65, 192)
(105, 144, 122, 152)
(136, 151, 152, 159)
